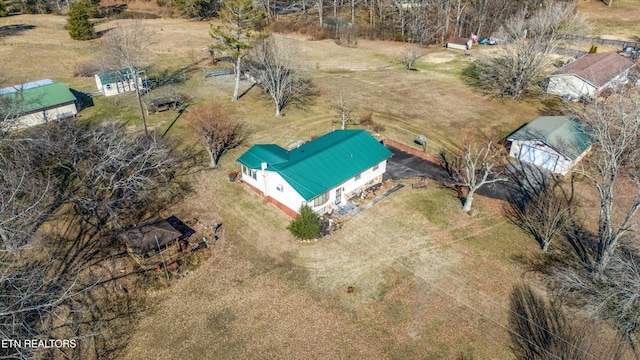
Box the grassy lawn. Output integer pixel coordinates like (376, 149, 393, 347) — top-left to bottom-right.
(578, 0, 640, 38)
(2, 8, 632, 358)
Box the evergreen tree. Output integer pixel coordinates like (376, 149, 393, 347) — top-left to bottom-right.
(67, 0, 95, 41)
(287, 205, 321, 240)
(210, 0, 266, 101)
(0, 2, 8, 17)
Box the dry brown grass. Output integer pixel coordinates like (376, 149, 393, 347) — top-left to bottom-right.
(2, 14, 560, 359)
(577, 0, 640, 39)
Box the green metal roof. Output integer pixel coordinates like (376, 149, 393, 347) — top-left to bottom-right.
(2, 82, 76, 114)
(507, 116, 593, 160)
(97, 68, 138, 84)
(237, 130, 393, 201)
(237, 144, 289, 168)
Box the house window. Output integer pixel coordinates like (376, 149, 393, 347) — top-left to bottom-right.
(242, 165, 248, 175)
(373, 164, 379, 171)
(354, 173, 361, 181)
(313, 192, 329, 207)
(251, 170, 257, 180)
(276, 184, 284, 192)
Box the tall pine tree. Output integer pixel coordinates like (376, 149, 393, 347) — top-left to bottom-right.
(210, 0, 266, 101)
(68, 0, 95, 40)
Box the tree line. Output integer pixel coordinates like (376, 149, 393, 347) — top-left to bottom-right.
(18, 0, 579, 47)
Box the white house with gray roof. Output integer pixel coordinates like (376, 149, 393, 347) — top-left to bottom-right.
(507, 116, 593, 175)
(546, 52, 635, 100)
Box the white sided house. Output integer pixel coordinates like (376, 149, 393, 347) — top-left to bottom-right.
(95, 68, 144, 97)
(446, 36, 472, 50)
(237, 130, 393, 217)
(507, 116, 593, 175)
(0, 79, 77, 131)
(546, 52, 635, 100)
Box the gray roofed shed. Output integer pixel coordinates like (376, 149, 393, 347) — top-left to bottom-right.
(121, 216, 182, 255)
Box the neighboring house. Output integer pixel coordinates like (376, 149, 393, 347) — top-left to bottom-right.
(0, 79, 77, 130)
(120, 216, 194, 270)
(237, 130, 393, 217)
(507, 116, 593, 175)
(446, 36, 472, 50)
(95, 68, 144, 97)
(546, 52, 635, 99)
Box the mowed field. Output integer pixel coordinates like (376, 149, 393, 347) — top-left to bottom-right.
(0, 3, 629, 358)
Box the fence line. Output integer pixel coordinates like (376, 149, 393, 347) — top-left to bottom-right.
(564, 35, 640, 50)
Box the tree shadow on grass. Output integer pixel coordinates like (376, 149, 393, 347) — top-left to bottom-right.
(0, 24, 35, 37)
(460, 62, 480, 87)
(95, 27, 115, 38)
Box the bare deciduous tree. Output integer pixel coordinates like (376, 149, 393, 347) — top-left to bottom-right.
(576, 88, 640, 274)
(400, 46, 423, 70)
(332, 93, 355, 130)
(509, 283, 632, 360)
(0, 95, 22, 136)
(0, 140, 53, 253)
(102, 21, 152, 136)
(443, 141, 507, 213)
(0, 120, 184, 359)
(210, 0, 266, 102)
(551, 242, 640, 350)
(248, 36, 310, 116)
(477, 3, 590, 100)
(62, 123, 180, 229)
(506, 162, 574, 251)
(186, 105, 244, 168)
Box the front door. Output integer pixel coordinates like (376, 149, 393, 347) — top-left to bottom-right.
(335, 188, 342, 205)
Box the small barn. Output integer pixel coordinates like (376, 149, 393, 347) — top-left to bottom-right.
(0, 80, 77, 131)
(120, 216, 194, 270)
(95, 68, 144, 97)
(446, 36, 472, 50)
(546, 52, 635, 100)
(237, 130, 393, 217)
(507, 116, 593, 175)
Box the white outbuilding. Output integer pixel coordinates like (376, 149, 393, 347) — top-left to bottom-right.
(546, 52, 635, 100)
(507, 116, 593, 175)
(95, 68, 144, 97)
(446, 36, 472, 50)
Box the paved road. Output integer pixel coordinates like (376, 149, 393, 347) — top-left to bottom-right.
(384, 146, 517, 202)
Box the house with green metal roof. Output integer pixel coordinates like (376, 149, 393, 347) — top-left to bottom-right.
(95, 68, 143, 97)
(237, 130, 393, 217)
(1, 80, 77, 131)
(506, 116, 593, 175)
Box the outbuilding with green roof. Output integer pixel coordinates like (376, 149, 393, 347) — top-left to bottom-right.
(95, 68, 144, 97)
(507, 116, 593, 175)
(237, 130, 393, 217)
(1, 80, 77, 131)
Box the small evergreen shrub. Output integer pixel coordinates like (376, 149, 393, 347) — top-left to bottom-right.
(287, 205, 320, 240)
